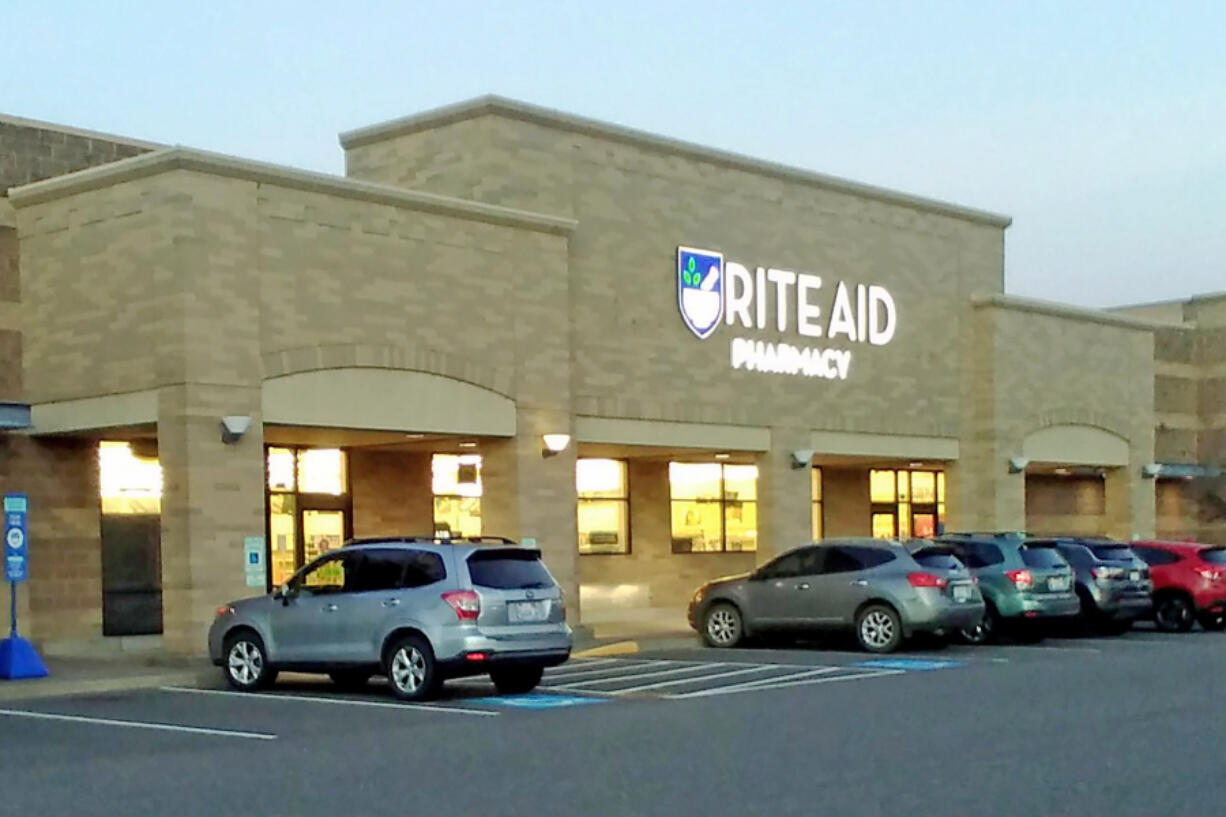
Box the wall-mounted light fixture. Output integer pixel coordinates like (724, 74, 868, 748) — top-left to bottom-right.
(1141, 463, 1162, 479)
(541, 433, 572, 458)
(1007, 457, 1029, 474)
(220, 415, 252, 445)
(790, 449, 815, 470)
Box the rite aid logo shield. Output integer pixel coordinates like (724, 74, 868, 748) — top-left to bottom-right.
(677, 246, 724, 339)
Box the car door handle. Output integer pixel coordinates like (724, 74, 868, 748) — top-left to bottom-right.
(796, 583, 811, 591)
(849, 580, 868, 587)
(382, 598, 400, 608)
(322, 603, 339, 613)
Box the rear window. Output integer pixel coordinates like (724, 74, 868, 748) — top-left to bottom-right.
(1199, 548, 1226, 565)
(466, 550, 554, 589)
(1090, 545, 1137, 562)
(1021, 545, 1067, 569)
(912, 549, 963, 570)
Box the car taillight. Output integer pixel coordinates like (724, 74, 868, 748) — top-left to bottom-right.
(442, 590, 480, 621)
(1092, 566, 1125, 581)
(1005, 569, 1034, 590)
(1194, 567, 1224, 582)
(907, 572, 948, 589)
(214, 605, 234, 618)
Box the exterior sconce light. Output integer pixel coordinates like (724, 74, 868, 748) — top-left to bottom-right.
(1007, 457, 1029, 474)
(541, 434, 571, 458)
(1141, 464, 1162, 479)
(790, 449, 815, 470)
(220, 415, 252, 445)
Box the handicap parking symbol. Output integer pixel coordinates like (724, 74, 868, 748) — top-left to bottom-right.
(854, 658, 963, 671)
(465, 694, 605, 710)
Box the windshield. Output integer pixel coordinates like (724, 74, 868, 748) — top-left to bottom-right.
(466, 550, 555, 589)
(912, 548, 963, 570)
(1090, 545, 1137, 562)
(1199, 548, 1226, 566)
(1021, 545, 1067, 569)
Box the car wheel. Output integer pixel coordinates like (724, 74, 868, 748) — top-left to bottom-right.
(856, 604, 903, 653)
(223, 631, 277, 691)
(702, 603, 744, 648)
(491, 666, 545, 695)
(385, 634, 439, 701)
(1155, 595, 1195, 633)
(328, 670, 372, 690)
(960, 603, 998, 645)
(1198, 611, 1226, 631)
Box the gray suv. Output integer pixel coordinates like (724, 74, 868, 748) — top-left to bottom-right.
(208, 537, 572, 701)
(1045, 537, 1152, 633)
(687, 539, 985, 653)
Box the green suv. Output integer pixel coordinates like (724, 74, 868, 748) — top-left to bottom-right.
(936, 533, 1080, 643)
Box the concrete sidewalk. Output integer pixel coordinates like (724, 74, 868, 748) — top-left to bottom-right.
(0, 655, 213, 703)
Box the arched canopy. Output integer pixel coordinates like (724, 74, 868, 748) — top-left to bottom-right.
(1022, 424, 1129, 467)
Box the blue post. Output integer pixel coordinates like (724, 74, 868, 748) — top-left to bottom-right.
(0, 492, 48, 680)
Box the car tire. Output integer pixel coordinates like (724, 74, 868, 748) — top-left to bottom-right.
(960, 602, 999, 645)
(702, 602, 745, 648)
(1154, 595, 1196, 633)
(855, 604, 903, 653)
(328, 670, 372, 690)
(385, 634, 440, 702)
(491, 666, 545, 695)
(223, 630, 277, 691)
(1198, 611, 1226, 631)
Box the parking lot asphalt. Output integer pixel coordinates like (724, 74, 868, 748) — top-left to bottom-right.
(2, 623, 1224, 817)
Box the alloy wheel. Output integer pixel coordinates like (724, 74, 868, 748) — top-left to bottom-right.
(227, 640, 263, 686)
(391, 646, 427, 694)
(860, 610, 896, 649)
(706, 608, 740, 646)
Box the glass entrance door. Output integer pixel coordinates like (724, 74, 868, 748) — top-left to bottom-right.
(304, 509, 345, 564)
(265, 446, 351, 589)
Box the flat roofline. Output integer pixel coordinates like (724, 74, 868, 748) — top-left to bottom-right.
(1107, 291, 1226, 312)
(971, 292, 1165, 332)
(6, 146, 576, 235)
(0, 112, 162, 150)
(339, 95, 1013, 229)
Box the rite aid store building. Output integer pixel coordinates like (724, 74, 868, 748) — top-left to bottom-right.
(0, 97, 1176, 654)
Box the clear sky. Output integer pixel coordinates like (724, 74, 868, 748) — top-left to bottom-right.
(3, 0, 1223, 308)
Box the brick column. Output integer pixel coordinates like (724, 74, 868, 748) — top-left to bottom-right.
(755, 427, 813, 565)
(158, 384, 265, 654)
(480, 407, 579, 620)
(946, 441, 1025, 533)
(1105, 462, 1155, 541)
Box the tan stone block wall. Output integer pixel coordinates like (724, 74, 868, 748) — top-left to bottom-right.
(1025, 475, 1107, 536)
(0, 435, 102, 643)
(822, 467, 871, 537)
(350, 450, 433, 536)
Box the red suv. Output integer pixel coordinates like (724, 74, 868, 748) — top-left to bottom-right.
(1130, 541, 1226, 631)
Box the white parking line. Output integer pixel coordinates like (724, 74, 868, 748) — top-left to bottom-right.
(546, 658, 624, 672)
(547, 663, 722, 690)
(611, 665, 780, 694)
(672, 668, 904, 699)
(161, 686, 499, 716)
(0, 708, 277, 740)
(540, 660, 688, 682)
(669, 666, 844, 698)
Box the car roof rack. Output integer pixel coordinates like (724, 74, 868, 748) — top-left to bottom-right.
(343, 535, 519, 547)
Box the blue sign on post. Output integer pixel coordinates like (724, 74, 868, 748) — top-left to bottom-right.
(5, 493, 28, 584)
(1, 491, 47, 680)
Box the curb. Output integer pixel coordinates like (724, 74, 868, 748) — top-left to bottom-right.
(0, 670, 208, 703)
(573, 640, 641, 658)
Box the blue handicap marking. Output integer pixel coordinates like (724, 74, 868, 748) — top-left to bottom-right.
(465, 693, 605, 710)
(854, 658, 963, 671)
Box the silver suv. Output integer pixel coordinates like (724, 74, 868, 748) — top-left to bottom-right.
(208, 537, 572, 701)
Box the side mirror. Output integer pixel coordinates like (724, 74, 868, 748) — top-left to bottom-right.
(275, 583, 292, 605)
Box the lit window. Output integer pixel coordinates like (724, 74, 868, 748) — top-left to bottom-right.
(670, 462, 758, 553)
(577, 459, 629, 555)
(297, 449, 346, 495)
(267, 448, 295, 492)
(811, 467, 823, 540)
(99, 442, 162, 515)
(433, 454, 482, 537)
(870, 469, 945, 539)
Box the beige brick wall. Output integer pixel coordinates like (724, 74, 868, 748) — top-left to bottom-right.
(822, 467, 872, 537)
(350, 450, 433, 536)
(1025, 475, 1107, 536)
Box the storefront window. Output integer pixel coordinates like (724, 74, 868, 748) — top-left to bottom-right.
(297, 449, 345, 495)
(99, 441, 162, 515)
(870, 468, 945, 539)
(811, 467, 823, 540)
(577, 459, 629, 555)
(670, 463, 758, 553)
(432, 454, 482, 538)
(264, 446, 351, 589)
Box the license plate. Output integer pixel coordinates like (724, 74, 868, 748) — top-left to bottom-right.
(1048, 576, 1070, 592)
(508, 600, 549, 623)
(1130, 571, 1140, 581)
(953, 584, 972, 602)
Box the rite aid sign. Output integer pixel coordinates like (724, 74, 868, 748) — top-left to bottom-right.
(677, 246, 897, 380)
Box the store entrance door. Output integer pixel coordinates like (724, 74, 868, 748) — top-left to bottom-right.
(268, 497, 350, 590)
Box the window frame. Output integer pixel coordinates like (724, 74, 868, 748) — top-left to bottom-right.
(577, 458, 631, 556)
(669, 462, 759, 554)
(431, 453, 483, 538)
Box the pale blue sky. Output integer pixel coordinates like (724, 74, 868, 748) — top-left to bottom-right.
(3, 0, 1223, 307)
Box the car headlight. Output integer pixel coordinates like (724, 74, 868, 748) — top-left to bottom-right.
(691, 588, 706, 605)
